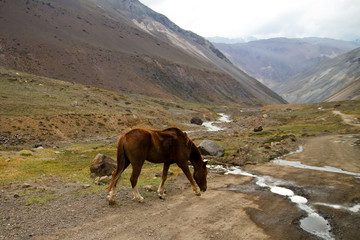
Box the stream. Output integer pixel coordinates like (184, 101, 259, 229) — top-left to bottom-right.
(202, 113, 231, 131)
(205, 113, 359, 239)
(209, 145, 360, 240)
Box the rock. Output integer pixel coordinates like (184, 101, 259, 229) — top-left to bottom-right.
(81, 184, 91, 189)
(263, 143, 271, 149)
(14, 193, 20, 198)
(254, 126, 263, 132)
(5, 158, 10, 162)
(144, 185, 157, 192)
(95, 175, 111, 185)
(22, 183, 31, 188)
(190, 117, 203, 125)
(238, 144, 250, 153)
(271, 142, 281, 147)
(71, 101, 78, 107)
(198, 140, 225, 157)
(90, 154, 116, 177)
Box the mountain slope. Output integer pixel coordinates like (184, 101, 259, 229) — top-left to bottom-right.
(213, 38, 359, 89)
(275, 47, 360, 103)
(0, 0, 285, 105)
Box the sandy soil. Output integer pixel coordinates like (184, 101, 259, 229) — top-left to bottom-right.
(1, 133, 359, 240)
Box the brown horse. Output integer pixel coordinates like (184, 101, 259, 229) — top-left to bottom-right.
(106, 127, 208, 204)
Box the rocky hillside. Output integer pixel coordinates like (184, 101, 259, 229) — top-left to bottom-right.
(275, 47, 360, 103)
(213, 38, 359, 89)
(0, 0, 285, 105)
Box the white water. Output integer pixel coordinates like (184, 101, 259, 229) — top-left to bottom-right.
(272, 146, 360, 177)
(203, 113, 230, 131)
(205, 114, 358, 239)
(314, 202, 360, 213)
(209, 164, 334, 240)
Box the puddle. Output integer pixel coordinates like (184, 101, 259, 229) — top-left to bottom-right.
(298, 205, 332, 240)
(208, 165, 334, 240)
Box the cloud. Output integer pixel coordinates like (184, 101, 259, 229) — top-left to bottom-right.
(140, 0, 360, 40)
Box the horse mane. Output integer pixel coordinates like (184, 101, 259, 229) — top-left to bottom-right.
(164, 127, 203, 166)
(188, 137, 204, 167)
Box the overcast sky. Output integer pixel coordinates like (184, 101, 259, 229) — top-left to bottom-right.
(139, 0, 360, 41)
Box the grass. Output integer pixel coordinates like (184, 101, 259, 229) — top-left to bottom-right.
(0, 142, 182, 204)
(0, 142, 179, 189)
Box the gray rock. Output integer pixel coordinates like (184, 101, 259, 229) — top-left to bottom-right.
(22, 183, 31, 188)
(144, 185, 157, 192)
(190, 117, 203, 125)
(254, 126, 263, 132)
(90, 154, 117, 177)
(198, 140, 225, 157)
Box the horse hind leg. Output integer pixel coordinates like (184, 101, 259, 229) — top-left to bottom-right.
(157, 163, 170, 199)
(130, 162, 145, 203)
(106, 159, 130, 205)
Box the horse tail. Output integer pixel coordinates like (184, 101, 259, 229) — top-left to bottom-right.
(106, 135, 127, 192)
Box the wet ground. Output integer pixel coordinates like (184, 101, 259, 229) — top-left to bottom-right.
(240, 134, 360, 240)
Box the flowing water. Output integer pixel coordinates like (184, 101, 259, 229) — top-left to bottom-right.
(209, 164, 335, 240)
(202, 113, 230, 131)
(205, 113, 359, 239)
(272, 146, 360, 177)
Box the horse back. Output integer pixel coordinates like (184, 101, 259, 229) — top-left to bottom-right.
(123, 128, 192, 163)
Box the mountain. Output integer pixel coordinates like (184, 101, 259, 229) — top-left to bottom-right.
(206, 36, 258, 44)
(274, 47, 360, 103)
(212, 38, 359, 89)
(0, 0, 285, 105)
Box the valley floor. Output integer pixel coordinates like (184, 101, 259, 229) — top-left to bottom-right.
(1, 134, 360, 240)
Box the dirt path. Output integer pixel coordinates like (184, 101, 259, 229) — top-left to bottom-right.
(333, 110, 360, 127)
(40, 174, 271, 240)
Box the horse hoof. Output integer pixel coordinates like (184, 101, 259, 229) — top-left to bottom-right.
(138, 198, 145, 203)
(159, 195, 166, 200)
(108, 199, 117, 205)
(196, 193, 201, 196)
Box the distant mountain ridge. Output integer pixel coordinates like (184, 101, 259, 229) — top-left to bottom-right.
(0, 0, 285, 105)
(275, 47, 360, 103)
(212, 38, 359, 89)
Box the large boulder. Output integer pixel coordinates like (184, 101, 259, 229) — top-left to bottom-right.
(198, 140, 225, 157)
(190, 117, 203, 125)
(90, 154, 116, 177)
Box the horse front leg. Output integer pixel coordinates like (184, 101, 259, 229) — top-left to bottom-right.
(158, 163, 170, 199)
(177, 164, 201, 196)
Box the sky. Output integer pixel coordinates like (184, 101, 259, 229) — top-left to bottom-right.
(139, 0, 360, 41)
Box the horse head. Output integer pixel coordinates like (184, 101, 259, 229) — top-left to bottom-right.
(194, 160, 208, 192)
